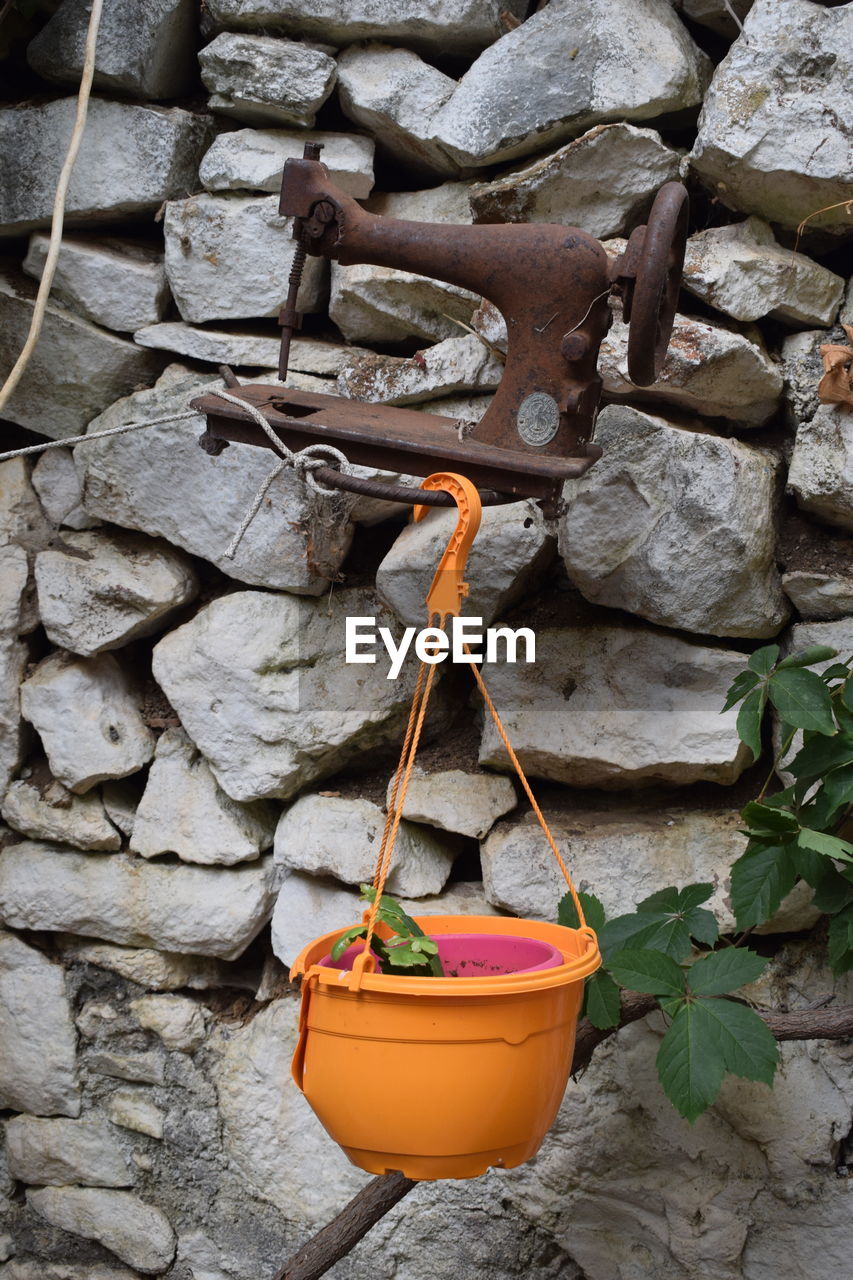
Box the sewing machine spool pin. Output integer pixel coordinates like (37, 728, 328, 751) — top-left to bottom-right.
(193, 145, 689, 507)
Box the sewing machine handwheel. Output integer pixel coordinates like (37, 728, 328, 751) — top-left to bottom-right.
(626, 182, 689, 387)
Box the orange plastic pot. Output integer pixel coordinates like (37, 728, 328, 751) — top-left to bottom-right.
(290, 913, 600, 1181)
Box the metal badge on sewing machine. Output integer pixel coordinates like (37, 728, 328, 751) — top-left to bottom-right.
(193, 141, 688, 509)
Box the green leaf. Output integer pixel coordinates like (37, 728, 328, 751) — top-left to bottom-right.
(656, 1003, 727, 1123)
(822, 763, 853, 823)
(828, 904, 853, 975)
(684, 907, 719, 946)
(598, 913, 651, 958)
(722, 669, 761, 712)
(558, 890, 605, 933)
(747, 645, 779, 677)
(788, 733, 853, 784)
(677, 883, 715, 912)
(797, 829, 853, 863)
(730, 844, 797, 931)
(843, 679, 853, 714)
(583, 970, 621, 1028)
(776, 645, 838, 671)
(622, 916, 693, 961)
(688, 947, 767, 996)
(694, 998, 778, 1085)
(736, 686, 767, 762)
(741, 801, 799, 834)
(608, 949, 686, 997)
(636, 886, 680, 913)
(769, 668, 836, 735)
(796, 847, 853, 913)
(821, 664, 850, 682)
(330, 925, 367, 962)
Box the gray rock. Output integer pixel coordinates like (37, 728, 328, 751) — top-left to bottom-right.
(843, 278, 853, 325)
(20, 653, 155, 793)
(780, 325, 849, 429)
(130, 728, 277, 865)
(101, 779, 139, 839)
(129, 994, 207, 1052)
(133, 322, 364, 374)
(23, 235, 170, 333)
(377, 499, 556, 628)
(599, 311, 783, 426)
(35, 529, 199, 656)
(76, 365, 353, 594)
(429, 0, 711, 169)
(0, 544, 28, 795)
(682, 217, 845, 326)
(31, 447, 97, 531)
(787, 404, 853, 532)
(27, 0, 198, 99)
(199, 33, 336, 128)
(0, 273, 162, 440)
(163, 193, 327, 324)
(337, 333, 503, 406)
(469, 124, 683, 239)
(55, 936, 241, 992)
(27, 1188, 175, 1274)
(0, 929, 80, 1117)
(105, 1089, 164, 1140)
(336, 44, 459, 179)
(0, 843, 279, 959)
(689, 0, 853, 235)
(271, 871, 499, 968)
(389, 768, 517, 839)
(782, 570, 853, 621)
(4, 1116, 132, 1188)
(478, 624, 752, 788)
(152, 587, 434, 802)
(0, 457, 53, 552)
(560, 406, 789, 638)
(0, 99, 214, 236)
(273, 794, 456, 896)
(199, 127, 375, 197)
(1, 777, 121, 851)
(206, 0, 526, 56)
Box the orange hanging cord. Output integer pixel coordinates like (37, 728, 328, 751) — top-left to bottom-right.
(351, 472, 587, 989)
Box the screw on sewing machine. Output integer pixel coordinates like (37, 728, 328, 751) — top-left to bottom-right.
(278, 142, 325, 381)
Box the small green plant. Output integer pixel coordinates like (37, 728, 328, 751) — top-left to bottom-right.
(560, 643, 853, 1123)
(331, 884, 443, 977)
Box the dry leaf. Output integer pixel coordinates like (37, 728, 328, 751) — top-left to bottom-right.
(817, 324, 853, 408)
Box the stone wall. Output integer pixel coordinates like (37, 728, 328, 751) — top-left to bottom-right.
(0, 0, 852, 1276)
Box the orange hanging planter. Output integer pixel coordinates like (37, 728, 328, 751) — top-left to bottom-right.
(289, 473, 601, 1182)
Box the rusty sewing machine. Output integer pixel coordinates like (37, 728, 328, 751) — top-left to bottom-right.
(193, 142, 689, 512)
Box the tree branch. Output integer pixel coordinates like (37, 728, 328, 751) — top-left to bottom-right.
(271, 998, 853, 1280)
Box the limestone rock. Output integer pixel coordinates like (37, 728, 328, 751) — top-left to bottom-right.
(31, 448, 97, 531)
(337, 333, 503, 406)
(782, 570, 853, 621)
(206, 0, 526, 56)
(199, 33, 336, 128)
(4, 1117, 132, 1188)
(27, 1188, 175, 1274)
(0, 843, 279, 959)
(780, 326, 846, 430)
(105, 1090, 164, 1139)
(600, 312, 783, 426)
(133, 322, 364, 375)
(478, 624, 752, 788)
(55, 937, 241, 992)
(0, 544, 28, 795)
(163, 193, 327, 324)
(0, 274, 162, 440)
(199, 127, 375, 197)
(482, 798, 817, 933)
(271, 872, 499, 971)
(85, 1051, 166, 1086)
(152, 588, 432, 802)
(23, 235, 170, 333)
(682, 217, 845, 326)
(787, 405, 853, 532)
(559, 406, 789, 638)
(27, 0, 197, 99)
(20, 653, 155, 793)
(129, 994, 207, 1052)
(130, 728, 277, 865)
(0, 929, 80, 1117)
(101, 779, 139, 838)
(689, 0, 853, 236)
(1, 777, 121, 851)
(0, 457, 53, 552)
(429, 0, 710, 170)
(35, 529, 199, 656)
(336, 44, 459, 179)
(0, 1260, 144, 1279)
(76, 366, 353, 594)
(388, 768, 517, 840)
(273, 794, 456, 896)
(469, 124, 682, 239)
(0, 99, 214, 235)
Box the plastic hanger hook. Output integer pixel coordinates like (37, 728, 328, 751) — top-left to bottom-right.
(413, 473, 483, 623)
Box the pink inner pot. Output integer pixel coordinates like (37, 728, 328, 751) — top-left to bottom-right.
(319, 933, 563, 977)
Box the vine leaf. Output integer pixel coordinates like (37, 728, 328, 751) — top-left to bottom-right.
(828, 904, 853, 975)
(688, 947, 767, 997)
(691, 998, 778, 1086)
(583, 970, 622, 1029)
(730, 844, 797, 930)
(736, 686, 767, 763)
(656, 1002, 726, 1123)
(608, 949, 685, 998)
(768, 668, 836, 734)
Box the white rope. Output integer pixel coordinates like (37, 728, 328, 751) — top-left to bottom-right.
(0, 0, 104, 412)
(0, 412, 198, 463)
